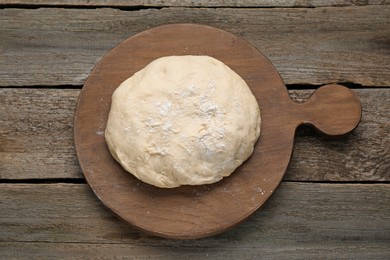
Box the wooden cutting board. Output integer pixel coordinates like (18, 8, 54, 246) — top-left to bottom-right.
(74, 24, 361, 239)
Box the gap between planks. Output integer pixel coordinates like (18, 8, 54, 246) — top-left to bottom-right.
(1, 0, 389, 9)
(1, 179, 390, 185)
(0, 83, 385, 90)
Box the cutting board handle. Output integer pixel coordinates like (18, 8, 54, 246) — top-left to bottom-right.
(291, 84, 362, 136)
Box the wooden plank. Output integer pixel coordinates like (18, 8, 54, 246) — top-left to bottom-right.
(0, 88, 388, 181)
(0, 182, 389, 258)
(0, 89, 82, 179)
(1, 242, 388, 260)
(1, 0, 389, 8)
(0, 6, 389, 87)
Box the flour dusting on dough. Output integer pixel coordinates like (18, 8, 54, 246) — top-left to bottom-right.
(105, 56, 261, 188)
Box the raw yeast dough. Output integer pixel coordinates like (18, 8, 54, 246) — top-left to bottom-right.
(105, 56, 261, 188)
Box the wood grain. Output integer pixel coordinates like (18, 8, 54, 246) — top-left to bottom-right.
(1, 242, 388, 260)
(0, 89, 81, 179)
(0, 182, 389, 258)
(0, 88, 388, 181)
(1, 0, 388, 7)
(1, 6, 389, 87)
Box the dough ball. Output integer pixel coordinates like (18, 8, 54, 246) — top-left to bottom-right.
(105, 55, 260, 188)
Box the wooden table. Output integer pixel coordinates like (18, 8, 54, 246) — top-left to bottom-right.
(1, 1, 389, 258)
